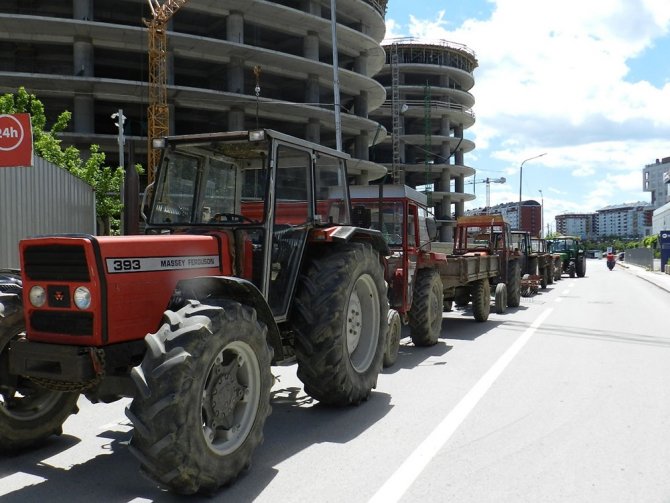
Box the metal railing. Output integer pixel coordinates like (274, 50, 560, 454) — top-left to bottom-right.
(377, 99, 475, 120)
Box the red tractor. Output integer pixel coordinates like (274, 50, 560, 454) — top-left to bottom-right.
(0, 130, 389, 494)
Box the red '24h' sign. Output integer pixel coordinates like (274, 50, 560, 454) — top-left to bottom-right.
(0, 113, 33, 168)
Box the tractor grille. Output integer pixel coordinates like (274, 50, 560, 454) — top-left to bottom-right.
(23, 245, 90, 282)
(30, 311, 93, 336)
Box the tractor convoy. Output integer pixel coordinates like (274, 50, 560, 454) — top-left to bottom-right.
(0, 129, 587, 495)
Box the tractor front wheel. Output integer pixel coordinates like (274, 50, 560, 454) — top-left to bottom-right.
(494, 283, 507, 314)
(0, 302, 79, 452)
(127, 300, 273, 495)
(292, 243, 388, 405)
(506, 261, 521, 308)
(383, 309, 401, 368)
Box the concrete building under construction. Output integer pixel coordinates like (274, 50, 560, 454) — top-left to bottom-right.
(0, 0, 389, 182)
(369, 38, 478, 241)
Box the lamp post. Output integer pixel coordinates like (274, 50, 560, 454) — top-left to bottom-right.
(518, 152, 547, 231)
(538, 189, 544, 238)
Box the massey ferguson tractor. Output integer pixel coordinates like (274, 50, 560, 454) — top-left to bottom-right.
(0, 129, 390, 494)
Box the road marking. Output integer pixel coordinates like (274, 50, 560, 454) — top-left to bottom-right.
(369, 308, 554, 503)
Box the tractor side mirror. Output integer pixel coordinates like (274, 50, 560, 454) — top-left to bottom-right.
(425, 217, 438, 241)
(351, 206, 372, 229)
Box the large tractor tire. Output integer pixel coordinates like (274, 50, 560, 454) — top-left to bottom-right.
(292, 243, 388, 405)
(568, 262, 576, 278)
(540, 267, 548, 289)
(546, 265, 554, 285)
(383, 309, 401, 368)
(494, 283, 507, 314)
(471, 279, 491, 322)
(127, 300, 273, 495)
(576, 256, 586, 278)
(506, 261, 521, 308)
(408, 269, 443, 346)
(0, 298, 79, 452)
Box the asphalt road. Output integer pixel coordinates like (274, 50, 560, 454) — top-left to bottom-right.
(2, 259, 669, 502)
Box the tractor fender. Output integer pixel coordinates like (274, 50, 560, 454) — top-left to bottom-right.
(317, 226, 390, 256)
(170, 276, 283, 363)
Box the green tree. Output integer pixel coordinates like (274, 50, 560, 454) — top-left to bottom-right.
(0, 87, 126, 234)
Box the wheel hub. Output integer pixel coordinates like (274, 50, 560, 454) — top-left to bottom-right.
(346, 291, 363, 355)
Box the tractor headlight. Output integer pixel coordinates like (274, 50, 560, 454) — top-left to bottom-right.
(73, 286, 92, 310)
(29, 286, 47, 307)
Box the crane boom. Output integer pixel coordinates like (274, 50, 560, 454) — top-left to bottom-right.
(145, 0, 190, 183)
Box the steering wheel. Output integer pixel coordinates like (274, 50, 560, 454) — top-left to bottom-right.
(210, 212, 258, 224)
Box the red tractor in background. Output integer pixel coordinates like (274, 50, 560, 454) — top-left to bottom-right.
(350, 185, 501, 367)
(452, 214, 522, 312)
(0, 130, 390, 495)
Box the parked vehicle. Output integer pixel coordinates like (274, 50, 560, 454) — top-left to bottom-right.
(548, 235, 586, 278)
(349, 185, 500, 367)
(530, 237, 559, 287)
(452, 214, 521, 312)
(1, 130, 390, 494)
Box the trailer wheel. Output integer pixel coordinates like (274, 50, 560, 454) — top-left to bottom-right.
(540, 268, 548, 289)
(408, 269, 443, 346)
(547, 266, 554, 285)
(494, 283, 507, 314)
(0, 303, 79, 453)
(454, 290, 470, 307)
(443, 300, 453, 312)
(507, 261, 521, 308)
(383, 309, 401, 368)
(292, 243, 387, 405)
(127, 300, 272, 495)
(471, 279, 491, 322)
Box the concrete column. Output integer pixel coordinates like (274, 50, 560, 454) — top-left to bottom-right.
(354, 51, 368, 76)
(355, 172, 370, 185)
(455, 175, 465, 218)
(227, 12, 245, 94)
(302, 0, 321, 16)
(227, 57, 244, 94)
(73, 36, 93, 76)
(454, 149, 464, 167)
(228, 107, 245, 131)
(305, 118, 320, 143)
(305, 74, 320, 104)
(354, 90, 368, 118)
(73, 0, 92, 20)
(355, 130, 369, 161)
(304, 31, 319, 61)
(441, 116, 451, 136)
(227, 11, 244, 44)
(73, 95, 94, 133)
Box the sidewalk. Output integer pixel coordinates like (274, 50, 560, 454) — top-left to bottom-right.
(617, 261, 670, 294)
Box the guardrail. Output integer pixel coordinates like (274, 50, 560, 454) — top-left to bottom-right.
(377, 99, 475, 119)
(383, 37, 476, 59)
(364, 0, 388, 15)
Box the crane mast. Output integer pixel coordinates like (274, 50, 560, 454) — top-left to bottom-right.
(145, 0, 189, 183)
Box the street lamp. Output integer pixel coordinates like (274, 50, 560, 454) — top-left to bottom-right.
(518, 152, 547, 230)
(538, 189, 544, 238)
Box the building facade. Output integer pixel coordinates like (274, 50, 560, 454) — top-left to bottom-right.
(555, 213, 597, 240)
(466, 200, 542, 237)
(369, 38, 478, 241)
(643, 156, 670, 209)
(0, 0, 390, 183)
(597, 202, 653, 238)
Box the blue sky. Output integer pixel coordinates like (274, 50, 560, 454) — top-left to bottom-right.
(384, 0, 670, 232)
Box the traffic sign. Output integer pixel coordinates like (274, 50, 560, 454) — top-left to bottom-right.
(0, 113, 33, 167)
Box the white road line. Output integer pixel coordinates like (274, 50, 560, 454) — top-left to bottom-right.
(369, 308, 554, 503)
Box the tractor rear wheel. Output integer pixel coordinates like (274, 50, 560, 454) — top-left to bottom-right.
(0, 303, 79, 453)
(383, 309, 401, 368)
(506, 261, 521, 308)
(408, 269, 444, 346)
(292, 243, 388, 405)
(127, 300, 273, 495)
(568, 262, 576, 278)
(471, 279, 491, 322)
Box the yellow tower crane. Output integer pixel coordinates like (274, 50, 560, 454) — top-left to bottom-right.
(145, 0, 189, 183)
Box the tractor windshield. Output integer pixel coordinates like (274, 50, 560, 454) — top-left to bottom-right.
(150, 147, 267, 226)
